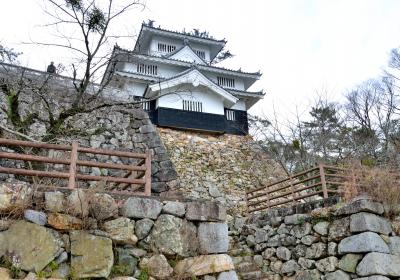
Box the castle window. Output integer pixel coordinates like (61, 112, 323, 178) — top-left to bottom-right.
(195, 50, 206, 59)
(136, 63, 158, 75)
(142, 100, 151, 111)
(182, 100, 202, 112)
(217, 76, 235, 88)
(158, 43, 176, 53)
(225, 109, 236, 121)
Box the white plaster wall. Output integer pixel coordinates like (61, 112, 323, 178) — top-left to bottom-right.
(230, 100, 246, 111)
(122, 62, 184, 79)
(123, 81, 147, 97)
(157, 86, 225, 115)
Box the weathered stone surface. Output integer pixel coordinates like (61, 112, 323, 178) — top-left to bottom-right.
(140, 254, 173, 279)
(295, 269, 320, 280)
(338, 232, 389, 254)
(338, 253, 363, 273)
(328, 217, 350, 241)
(0, 221, 63, 272)
(328, 242, 338, 256)
(115, 248, 137, 276)
(47, 213, 82, 230)
(174, 254, 234, 276)
(51, 263, 70, 279)
(313, 221, 329, 236)
(335, 199, 384, 216)
(388, 236, 400, 256)
(198, 222, 228, 254)
(135, 218, 154, 240)
(0, 219, 14, 231)
(150, 214, 198, 257)
(0, 268, 11, 280)
(44, 191, 65, 213)
(217, 270, 239, 280)
(0, 182, 32, 211)
(162, 201, 186, 217)
(350, 212, 392, 235)
(89, 193, 118, 220)
(284, 214, 310, 225)
(254, 228, 269, 243)
(301, 235, 317, 245)
(325, 270, 351, 280)
(102, 217, 137, 245)
(298, 257, 315, 269)
(24, 209, 47, 226)
(120, 197, 162, 219)
(70, 230, 113, 278)
(66, 189, 89, 217)
(281, 260, 300, 274)
(305, 242, 327, 259)
(276, 247, 291, 261)
(315, 256, 338, 272)
(290, 223, 312, 238)
(186, 201, 226, 221)
(356, 252, 400, 277)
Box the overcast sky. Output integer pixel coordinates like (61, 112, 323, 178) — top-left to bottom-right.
(1, 0, 400, 119)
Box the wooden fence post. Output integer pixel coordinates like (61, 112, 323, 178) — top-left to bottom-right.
(68, 141, 79, 189)
(319, 163, 328, 199)
(144, 149, 151, 196)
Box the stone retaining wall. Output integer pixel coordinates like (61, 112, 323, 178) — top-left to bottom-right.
(229, 198, 400, 279)
(0, 181, 236, 280)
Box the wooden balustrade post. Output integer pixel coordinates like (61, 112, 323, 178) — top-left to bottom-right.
(68, 141, 79, 189)
(319, 163, 328, 199)
(144, 149, 152, 196)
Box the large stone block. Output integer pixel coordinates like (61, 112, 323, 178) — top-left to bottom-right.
(120, 197, 163, 219)
(350, 212, 392, 235)
(388, 236, 400, 256)
(185, 201, 226, 222)
(0, 182, 32, 211)
(102, 217, 137, 245)
(162, 201, 186, 217)
(0, 221, 63, 272)
(356, 252, 400, 277)
(66, 189, 89, 217)
(140, 254, 173, 279)
(338, 253, 363, 273)
(47, 213, 82, 230)
(44, 191, 65, 213)
(335, 199, 384, 216)
(150, 214, 198, 257)
(70, 231, 113, 278)
(174, 254, 234, 276)
(198, 222, 229, 254)
(338, 232, 389, 254)
(325, 270, 351, 280)
(89, 193, 118, 220)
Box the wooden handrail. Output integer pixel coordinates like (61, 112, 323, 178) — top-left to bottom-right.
(246, 163, 347, 213)
(0, 137, 152, 196)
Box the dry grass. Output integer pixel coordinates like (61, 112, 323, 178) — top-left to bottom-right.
(341, 162, 400, 217)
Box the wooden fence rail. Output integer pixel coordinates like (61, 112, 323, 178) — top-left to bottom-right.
(246, 163, 347, 213)
(0, 138, 152, 196)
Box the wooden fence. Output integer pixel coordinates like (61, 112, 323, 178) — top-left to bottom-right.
(0, 138, 151, 196)
(246, 164, 347, 213)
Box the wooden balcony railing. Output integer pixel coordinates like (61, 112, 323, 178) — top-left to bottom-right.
(0, 138, 151, 196)
(246, 164, 347, 213)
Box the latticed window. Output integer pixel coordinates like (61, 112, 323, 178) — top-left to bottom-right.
(217, 76, 235, 88)
(195, 50, 206, 59)
(225, 109, 236, 121)
(182, 100, 202, 112)
(136, 63, 157, 75)
(157, 43, 176, 53)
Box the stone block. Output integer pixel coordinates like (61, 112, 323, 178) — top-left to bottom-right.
(198, 222, 229, 254)
(174, 254, 234, 276)
(140, 254, 173, 279)
(120, 197, 163, 219)
(102, 217, 137, 245)
(388, 236, 400, 256)
(70, 231, 113, 278)
(89, 193, 118, 220)
(186, 201, 226, 221)
(24, 209, 47, 226)
(284, 214, 310, 225)
(356, 252, 400, 277)
(162, 201, 186, 217)
(135, 218, 154, 240)
(350, 212, 392, 235)
(325, 270, 351, 280)
(47, 213, 82, 230)
(313, 221, 329, 236)
(328, 216, 350, 241)
(218, 270, 239, 280)
(335, 199, 384, 216)
(44, 191, 65, 213)
(338, 253, 363, 273)
(338, 232, 389, 254)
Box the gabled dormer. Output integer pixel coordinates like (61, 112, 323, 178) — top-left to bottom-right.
(166, 45, 207, 65)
